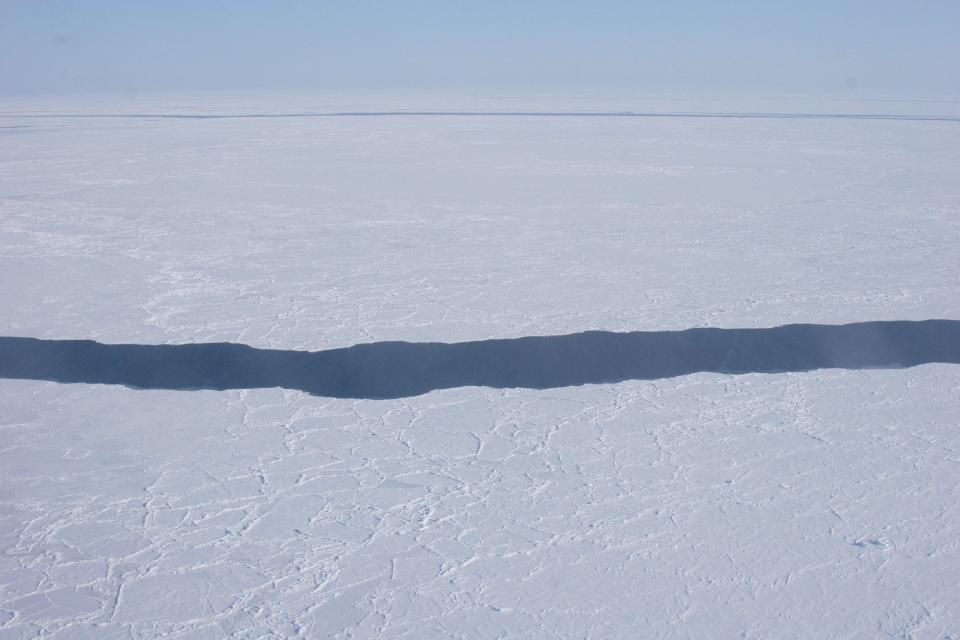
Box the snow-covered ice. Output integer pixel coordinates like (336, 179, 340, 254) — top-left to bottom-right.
(1, 94, 959, 638)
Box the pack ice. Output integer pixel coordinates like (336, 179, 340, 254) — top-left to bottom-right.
(1, 94, 959, 639)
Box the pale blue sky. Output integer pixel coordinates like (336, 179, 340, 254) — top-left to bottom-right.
(1, 1, 958, 96)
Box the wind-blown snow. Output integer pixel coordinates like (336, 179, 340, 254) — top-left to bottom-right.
(1, 94, 959, 639)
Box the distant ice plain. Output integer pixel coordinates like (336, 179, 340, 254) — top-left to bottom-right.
(1, 93, 959, 638)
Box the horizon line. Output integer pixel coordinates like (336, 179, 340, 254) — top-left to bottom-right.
(3, 110, 960, 123)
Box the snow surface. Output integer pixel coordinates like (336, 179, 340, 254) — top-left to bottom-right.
(1, 94, 959, 638)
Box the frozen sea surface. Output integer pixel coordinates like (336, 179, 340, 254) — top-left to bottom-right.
(1, 94, 959, 638)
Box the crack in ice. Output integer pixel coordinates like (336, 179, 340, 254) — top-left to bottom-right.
(1, 320, 957, 399)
